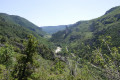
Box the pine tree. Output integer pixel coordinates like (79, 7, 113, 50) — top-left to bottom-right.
(12, 35, 39, 80)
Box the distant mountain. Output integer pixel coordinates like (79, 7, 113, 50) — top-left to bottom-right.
(41, 25, 67, 34)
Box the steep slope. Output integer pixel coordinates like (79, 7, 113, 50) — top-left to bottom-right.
(1, 6, 120, 80)
(0, 13, 45, 36)
(51, 6, 120, 47)
(51, 21, 92, 45)
(0, 13, 52, 47)
(0, 13, 55, 60)
(50, 6, 120, 80)
(41, 25, 66, 34)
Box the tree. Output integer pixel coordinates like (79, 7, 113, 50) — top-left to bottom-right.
(0, 44, 15, 67)
(0, 64, 6, 80)
(0, 44, 15, 79)
(12, 35, 39, 80)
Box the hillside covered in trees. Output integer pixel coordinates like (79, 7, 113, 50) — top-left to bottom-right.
(41, 25, 67, 34)
(51, 6, 120, 79)
(0, 6, 120, 80)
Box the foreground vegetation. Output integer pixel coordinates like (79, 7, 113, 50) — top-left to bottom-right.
(0, 35, 120, 80)
(0, 6, 120, 80)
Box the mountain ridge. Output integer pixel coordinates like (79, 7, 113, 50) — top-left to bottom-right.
(51, 6, 120, 48)
(41, 25, 67, 34)
(0, 13, 45, 36)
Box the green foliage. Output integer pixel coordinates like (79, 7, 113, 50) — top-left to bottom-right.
(38, 44, 54, 60)
(51, 6, 120, 56)
(0, 64, 6, 80)
(12, 35, 39, 80)
(0, 44, 15, 68)
(50, 6, 120, 80)
(91, 48, 105, 67)
(0, 13, 52, 48)
(53, 58, 65, 74)
(0, 13, 45, 36)
(0, 36, 7, 43)
(1, 6, 120, 80)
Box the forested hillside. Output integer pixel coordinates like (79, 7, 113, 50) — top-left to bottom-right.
(0, 6, 120, 80)
(0, 12, 55, 58)
(51, 6, 120, 48)
(41, 25, 66, 34)
(0, 13, 53, 45)
(0, 13, 46, 36)
(50, 6, 120, 80)
(0, 13, 57, 80)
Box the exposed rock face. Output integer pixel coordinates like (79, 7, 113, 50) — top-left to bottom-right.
(55, 47, 62, 53)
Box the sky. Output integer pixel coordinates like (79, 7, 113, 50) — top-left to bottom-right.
(0, 0, 120, 27)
